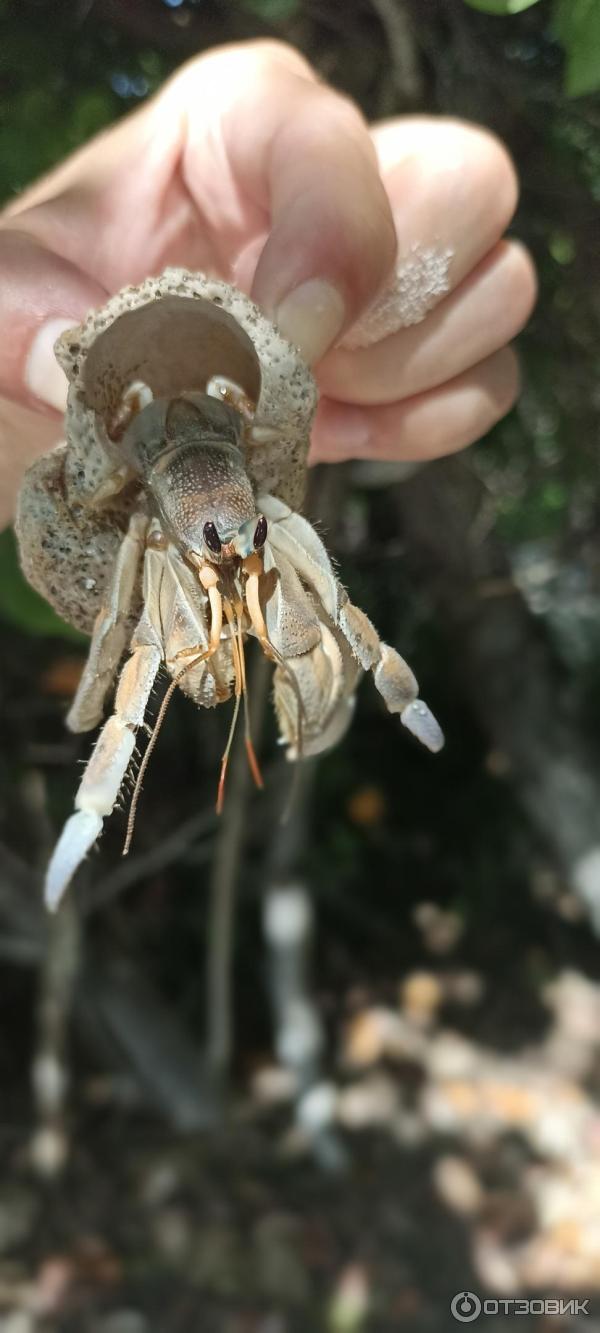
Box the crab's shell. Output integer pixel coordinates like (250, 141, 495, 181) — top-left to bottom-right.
(16, 269, 317, 634)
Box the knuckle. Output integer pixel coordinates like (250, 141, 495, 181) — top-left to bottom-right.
(228, 38, 316, 81)
(248, 38, 313, 71)
(178, 38, 316, 90)
(317, 86, 369, 137)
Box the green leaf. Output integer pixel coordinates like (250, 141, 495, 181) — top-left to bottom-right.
(553, 0, 600, 97)
(0, 529, 84, 641)
(548, 229, 576, 264)
(463, 0, 542, 14)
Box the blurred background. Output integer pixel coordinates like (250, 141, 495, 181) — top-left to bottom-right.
(1, 0, 600, 1329)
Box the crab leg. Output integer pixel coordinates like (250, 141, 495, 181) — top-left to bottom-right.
(67, 513, 148, 733)
(45, 535, 165, 910)
(259, 494, 444, 754)
(272, 616, 358, 760)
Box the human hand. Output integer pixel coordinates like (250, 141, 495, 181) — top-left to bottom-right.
(0, 40, 535, 527)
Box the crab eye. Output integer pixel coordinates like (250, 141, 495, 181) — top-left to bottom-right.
(253, 515, 268, 550)
(203, 521, 222, 555)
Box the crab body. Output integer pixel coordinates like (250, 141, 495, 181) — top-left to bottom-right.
(122, 391, 265, 561)
(15, 269, 443, 910)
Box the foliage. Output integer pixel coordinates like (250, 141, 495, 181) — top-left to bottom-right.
(463, 0, 600, 96)
(463, 0, 542, 13)
(0, 530, 83, 640)
(0, 4, 172, 201)
(553, 0, 600, 96)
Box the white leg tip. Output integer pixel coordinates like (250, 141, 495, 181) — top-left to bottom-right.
(45, 810, 103, 911)
(401, 699, 445, 753)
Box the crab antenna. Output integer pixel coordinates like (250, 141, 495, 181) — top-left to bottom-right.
(218, 601, 264, 812)
(216, 691, 243, 815)
(216, 600, 244, 814)
(236, 608, 264, 793)
(123, 651, 211, 857)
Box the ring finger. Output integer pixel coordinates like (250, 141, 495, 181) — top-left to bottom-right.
(312, 347, 520, 463)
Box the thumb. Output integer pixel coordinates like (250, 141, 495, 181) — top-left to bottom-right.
(0, 228, 106, 415)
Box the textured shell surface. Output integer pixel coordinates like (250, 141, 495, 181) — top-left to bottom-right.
(16, 269, 318, 634)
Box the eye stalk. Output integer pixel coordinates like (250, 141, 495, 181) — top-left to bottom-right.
(230, 515, 268, 559)
(203, 521, 222, 556)
(253, 515, 268, 550)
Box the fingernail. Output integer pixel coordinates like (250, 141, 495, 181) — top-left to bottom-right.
(275, 279, 345, 364)
(25, 317, 74, 412)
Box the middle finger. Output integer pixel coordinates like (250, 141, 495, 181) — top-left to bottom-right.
(317, 239, 536, 405)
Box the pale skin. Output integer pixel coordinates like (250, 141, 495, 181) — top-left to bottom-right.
(0, 39, 536, 528)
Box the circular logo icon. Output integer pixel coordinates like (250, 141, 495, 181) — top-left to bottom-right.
(450, 1291, 482, 1323)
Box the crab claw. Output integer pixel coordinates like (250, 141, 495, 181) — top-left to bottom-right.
(370, 642, 444, 754)
(400, 699, 445, 754)
(45, 810, 103, 912)
(45, 717, 137, 911)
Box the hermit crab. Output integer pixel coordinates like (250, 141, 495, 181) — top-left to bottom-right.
(16, 269, 443, 911)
